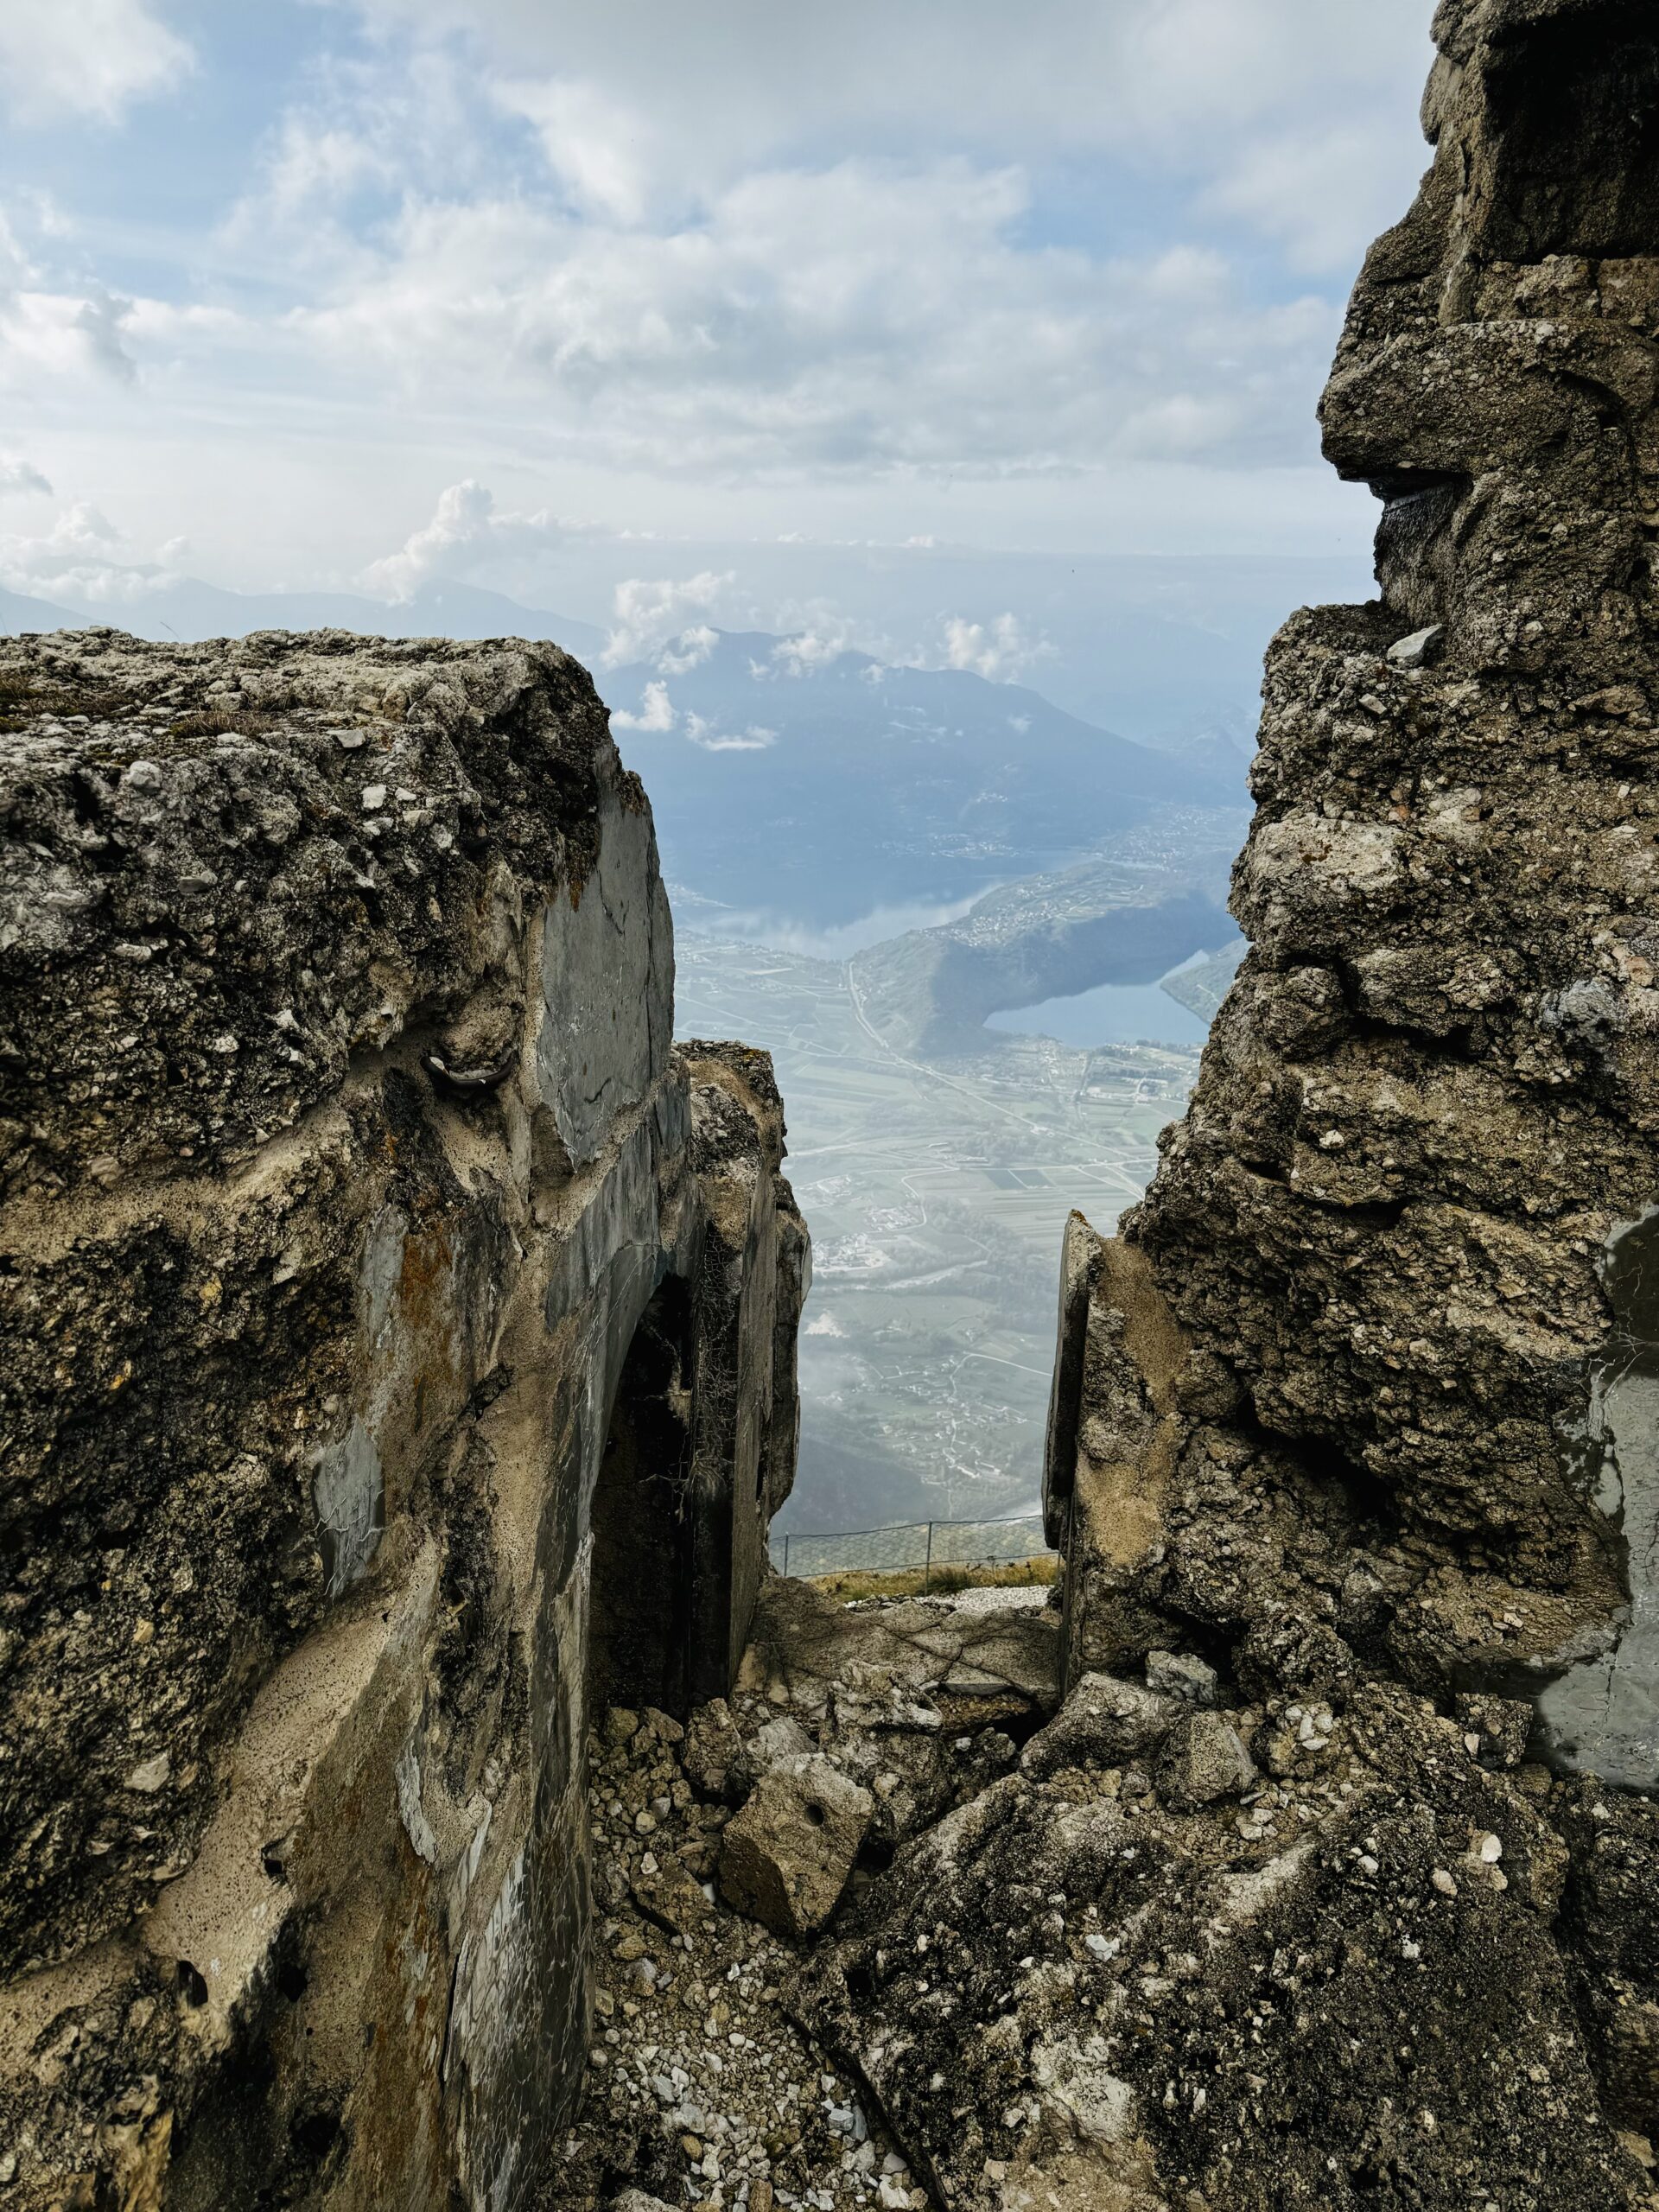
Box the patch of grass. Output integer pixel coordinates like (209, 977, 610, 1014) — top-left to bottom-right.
(0, 671, 139, 734)
(166, 708, 277, 741)
(807, 1553, 1057, 1605)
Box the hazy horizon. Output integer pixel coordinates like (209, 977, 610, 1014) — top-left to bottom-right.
(2, 2, 1431, 701)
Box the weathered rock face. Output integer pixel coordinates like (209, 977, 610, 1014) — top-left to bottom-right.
(0, 630, 807, 2209)
(1129, 0, 1659, 1773)
(804, 1682, 1650, 2212)
(799, 7, 1659, 2208)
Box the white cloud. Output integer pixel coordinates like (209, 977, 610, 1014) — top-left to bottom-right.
(1203, 119, 1425, 276)
(0, 281, 140, 389)
(0, 458, 52, 497)
(0, 0, 1430, 601)
(493, 75, 658, 225)
(73, 291, 137, 383)
(0, 1, 192, 124)
(345, 1, 1431, 216)
(656, 623, 716, 674)
(690, 724, 776, 753)
(938, 613, 1051, 683)
(770, 610, 868, 675)
(601, 571, 731, 667)
(48, 502, 119, 550)
(609, 677, 676, 732)
(221, 44, 492, 262)
(281, 154, 1347, 485)
(0, 499, 182, 605)
(254, 116, 391, 226)
(363, 478, 595, 597)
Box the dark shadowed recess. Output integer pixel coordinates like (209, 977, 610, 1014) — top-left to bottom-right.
(1484, 3, 1659, 258)
(588, 1274, 697, 1717)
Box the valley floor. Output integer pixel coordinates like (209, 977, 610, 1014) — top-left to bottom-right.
(675, 935, 1197, 1532)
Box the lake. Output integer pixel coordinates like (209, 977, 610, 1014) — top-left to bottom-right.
(986, 978, 1209, 1049)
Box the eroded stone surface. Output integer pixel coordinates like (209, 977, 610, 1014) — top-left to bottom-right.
(1125, 0, 1659, 1745)
(0, 631, 807, 2209)
(801, 1682, 1648, 2212)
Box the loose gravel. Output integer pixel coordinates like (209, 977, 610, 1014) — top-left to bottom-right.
(540, 1708, 930, 2212)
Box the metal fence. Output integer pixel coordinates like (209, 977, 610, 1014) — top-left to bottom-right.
(769, 1512, 1051, 1588)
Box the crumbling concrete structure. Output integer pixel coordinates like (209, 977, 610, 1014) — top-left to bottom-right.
(10, 5, 1659, 2209)
(0, 631, 806, 2208)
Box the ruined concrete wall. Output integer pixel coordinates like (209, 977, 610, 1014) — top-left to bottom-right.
(0, 630, 806, 2208)
(798, 8, 1659, 2208)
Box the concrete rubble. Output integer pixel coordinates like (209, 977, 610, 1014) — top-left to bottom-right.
(551, 1580, 1063, 2212)
(718, 1761, 873, 1942)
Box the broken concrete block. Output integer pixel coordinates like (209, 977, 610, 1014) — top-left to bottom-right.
(1019, 1671, 1175, 1781)
(741, 1713, 816, 1785)
(1155, 1709, 1256, 1808)
(719, 1757, 872, 1937)
(632, 1852, 711, 1937)
(628, 1840, 708, 1929)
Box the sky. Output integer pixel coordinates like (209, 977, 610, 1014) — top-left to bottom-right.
(0, 0, 1439, 674)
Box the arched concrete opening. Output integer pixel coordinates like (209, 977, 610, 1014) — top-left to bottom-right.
(588, 1273, 701, 1718)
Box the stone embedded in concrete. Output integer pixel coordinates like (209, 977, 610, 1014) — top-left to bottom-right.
(680, 1695, 742, 1799)
(0, 629, 807, 2210)
(1154, 1708, 1256, 1809)
(1145, 1648, 1219, 1707)
(631, 1853, 710, 1939)
(743, 1713, 817, 1780)
(719, 1757, 873, 1939)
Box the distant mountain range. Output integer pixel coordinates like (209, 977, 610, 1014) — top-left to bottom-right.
(0, 576, 607, 661)
(0, 584, 79, 634)
(0, 575, 1249, 932)
(604, 630, 1248, 928)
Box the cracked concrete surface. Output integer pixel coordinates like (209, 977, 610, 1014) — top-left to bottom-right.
(0, 632, 807, 2209)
